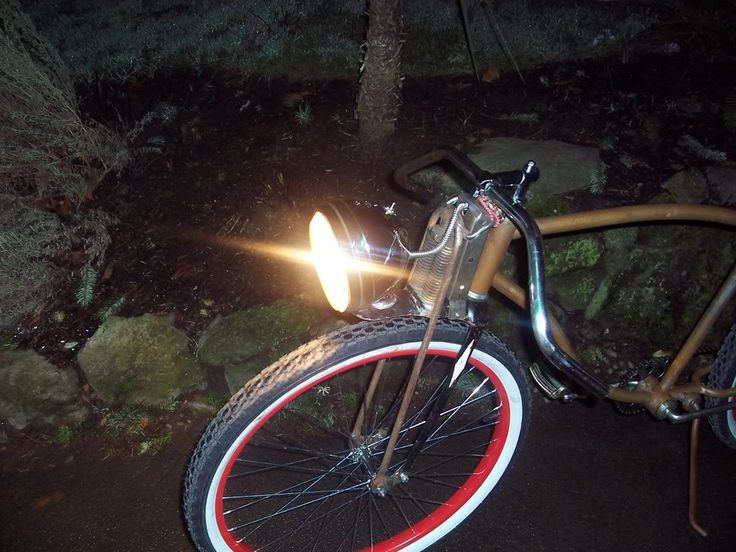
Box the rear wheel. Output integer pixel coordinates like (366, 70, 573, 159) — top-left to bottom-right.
(706, 322, 736, 449)
(184, 317, 531, 551)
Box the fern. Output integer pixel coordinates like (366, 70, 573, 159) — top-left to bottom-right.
(97, 295, 126, 321)
(678, 134, 727, 162)
(75, 263, 97, 307)
(498, 112, 539, 124)
(295, 102, 313, 126)
(724, 87, 736, 133)
(589, 162, 607, 195)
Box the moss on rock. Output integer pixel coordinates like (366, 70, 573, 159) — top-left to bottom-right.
(198, 299, 319, 366)
(78, 314, 203, 405)
(526, 194, 574, 218)
(545, 236, 603, 276)
(0, 350, 87, 430)
(197, 299, 323, 392)
(549, 268, 600, 312)
(584, 276, 613, 321)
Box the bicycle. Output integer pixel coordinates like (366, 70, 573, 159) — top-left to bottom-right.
(184, 146, 736, 551)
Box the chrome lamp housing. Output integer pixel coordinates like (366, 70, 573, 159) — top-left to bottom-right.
(309, 194, 489, 321)
(309, 199, 410, 316)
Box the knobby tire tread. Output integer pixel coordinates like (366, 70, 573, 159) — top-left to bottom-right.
(706, 322, 736, 449)
(184, 316, 531, 552)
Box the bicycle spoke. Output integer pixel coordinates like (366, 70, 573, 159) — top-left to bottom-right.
(250, 477, 369, 551)
(394, 489, 444, 508)
(231, 476, 366, 533)
(309, 492, 337, 552)
(369, 492, 391, 540)
(283, 407, 352, 442)
(349, 493, 367, 552)
(409, 442, 488, 476)
(425, 377, 489, 443)
(229, 457, 356, 480)
(248, 439, 349, 461)
(224, 455, 357, 517)
(196, 329, 526, 552)
(411, 474, 463, 490)
(254, 491, 368, 551)
(388, 492, 413, 531)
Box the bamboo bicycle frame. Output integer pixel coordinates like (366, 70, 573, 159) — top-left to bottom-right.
(370, 148, 736, 491)
(471, 203, 736, 415)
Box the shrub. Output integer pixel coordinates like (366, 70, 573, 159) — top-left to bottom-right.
(0, 0, 127, 203)
(0, 198, 69, 328)
(23, 0, 661, 82)
(0, 197, 115, 329)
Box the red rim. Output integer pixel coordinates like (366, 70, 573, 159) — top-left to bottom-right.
(212, 346, 512, 551)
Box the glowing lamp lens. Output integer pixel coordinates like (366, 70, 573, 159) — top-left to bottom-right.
(309, 211, 350, 312)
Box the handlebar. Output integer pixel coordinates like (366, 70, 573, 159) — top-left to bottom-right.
(393, 145, 540, 202)
(393, 146, 609, 399)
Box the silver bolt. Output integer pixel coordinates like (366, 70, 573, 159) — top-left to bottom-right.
(397, 471, 409, 484)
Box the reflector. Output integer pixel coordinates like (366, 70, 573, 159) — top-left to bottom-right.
(309, 211, 350, 312)
(309, 200, 409, 314)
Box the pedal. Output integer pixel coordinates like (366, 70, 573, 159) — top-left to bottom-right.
(529, 363, 582, 402)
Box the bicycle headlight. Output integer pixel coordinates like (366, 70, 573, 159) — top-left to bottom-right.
(309, 200, 409, 314)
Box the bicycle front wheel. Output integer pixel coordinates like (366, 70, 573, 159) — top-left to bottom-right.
(185, 317, 531, 551)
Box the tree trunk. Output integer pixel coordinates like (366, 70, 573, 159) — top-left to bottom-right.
(357, 0, 402, 157)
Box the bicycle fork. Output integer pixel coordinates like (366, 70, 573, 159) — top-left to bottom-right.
(368, 299, 489, 495)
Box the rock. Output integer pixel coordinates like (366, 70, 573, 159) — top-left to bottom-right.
(549, 268, 601, 312)
(78, 314, 203, 406)
(597, 225, 735, 346)
(197, 299, 323, 392)
(661, 169, 708, 204)
(468, 138, 601, 197)
(584, 275, 613, 321)
(409, 138, 601, 201)
(0, 350, 87, 430)
(706, 166, 736, 205)
(544, 236, 603, 277)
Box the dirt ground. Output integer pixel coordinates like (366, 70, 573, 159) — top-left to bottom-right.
(2, 398, 734, 551)
(2, 51, 736, 550)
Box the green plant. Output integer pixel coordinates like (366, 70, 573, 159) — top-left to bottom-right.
(498, 112, 539, 124)
(75, 263, 97, 307)
(295, 102, 313, 126)
(51, 425, 79, 446)
(0, 200, 68, 329)
(97, 295, 126, 321)
(0, 1, 127, 202)
(158, 397, 180, 412)
(206, 392, 228, 410)
(589, 162, 607, 195)
(105, 404, 145, 436)
(678, 134, 727, 162)
(137, 432, 171, 455)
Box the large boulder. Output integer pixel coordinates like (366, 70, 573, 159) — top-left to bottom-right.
(197, 299, 326, 392)
(78, 314, 204, 405)
(0, 350, 87, 430)
(413, 138, 601, 204)
(662, 168, 708, 204)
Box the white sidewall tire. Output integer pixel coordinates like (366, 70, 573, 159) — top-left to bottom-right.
(202, 340, 525, 552)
